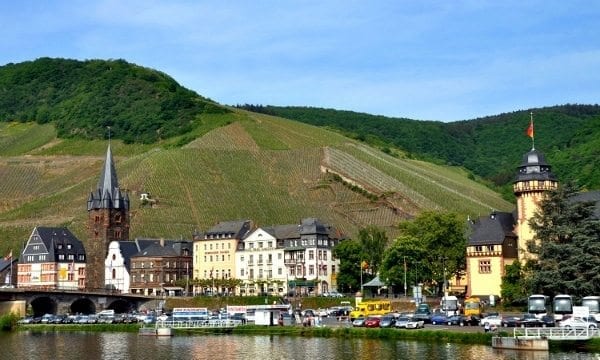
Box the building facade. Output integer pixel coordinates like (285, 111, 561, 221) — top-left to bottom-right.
(86, 144, 130, 291)
(192, 220, 252, 295)
(129, 239, 192, 296)
(17, 227, 86, 290)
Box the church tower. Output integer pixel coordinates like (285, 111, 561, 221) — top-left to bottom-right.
(513, 148, 558, 262)
(86, 144, 130, 290)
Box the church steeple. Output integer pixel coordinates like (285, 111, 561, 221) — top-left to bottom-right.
(86, 143, 130, 291)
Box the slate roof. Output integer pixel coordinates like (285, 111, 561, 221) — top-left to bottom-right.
(87, 144, 130, 210)
(299, 217, 330, 235)
(514, 149, 557, 183)
(468, 212, 516, 246)
(130, 239, 193, 258)
(569, 190, 600, 219)
(201, 220, 252, 239)
(21, 227, 86, 264)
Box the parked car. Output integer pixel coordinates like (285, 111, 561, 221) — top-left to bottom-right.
(17, 316, 35, 324)
(501, 316, 521, 327)
(364, 316, 381, 328)
(40, 314, 54, 324)
(394, 316, 411, 329)
(480, 314, 503, 327)
(559, 316, 598, 329)
(405, 318, 425, 329)
(447, 315, 480, 326)
(379, 314, 396, 328)
(328, 291, 344, 298)
(430, 313, 448, 325)
(516, 314, 543, 328)
(540, 315, 556, 327)
(352, 316, 366, 327)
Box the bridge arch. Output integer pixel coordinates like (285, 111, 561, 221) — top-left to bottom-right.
(106, 299, 135, 313)
(30, 296, 58, 317)
(70, 297, 96, 315)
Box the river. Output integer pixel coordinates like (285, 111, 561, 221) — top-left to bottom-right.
(0, 331, 595, 360)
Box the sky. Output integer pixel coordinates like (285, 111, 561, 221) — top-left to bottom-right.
(1, 1, 600, 122)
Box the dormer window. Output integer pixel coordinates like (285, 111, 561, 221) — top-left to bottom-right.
(67, 244, 72, 250)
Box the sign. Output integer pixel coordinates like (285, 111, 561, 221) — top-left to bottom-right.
(573, 306, 590, 319)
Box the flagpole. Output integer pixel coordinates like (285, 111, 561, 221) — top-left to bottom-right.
(531, 112, 535, 150)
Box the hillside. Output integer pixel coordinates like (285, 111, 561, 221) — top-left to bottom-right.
(0, 110, 512, 257)
(0, 58, 228, 144)
(239, 105, 600, 198)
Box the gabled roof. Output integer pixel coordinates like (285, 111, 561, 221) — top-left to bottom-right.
(131, 238, 193, 258)
(468, 212, 516, 246)
(21, 227, 86, 264)
(299, 217, 330, 235)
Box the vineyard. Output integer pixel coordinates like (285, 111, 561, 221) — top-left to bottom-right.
(0, 108, 512, 256)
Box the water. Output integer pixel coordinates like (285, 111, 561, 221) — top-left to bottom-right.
(0, 331, 597, 360)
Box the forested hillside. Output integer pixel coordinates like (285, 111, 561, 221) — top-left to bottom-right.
(0, 58, 228, 143)
(239, 104, 600, 197)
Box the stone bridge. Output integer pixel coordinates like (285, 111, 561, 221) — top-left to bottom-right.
(0, 288, 158, 316)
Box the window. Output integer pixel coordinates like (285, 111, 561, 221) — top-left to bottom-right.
(57, 244, 63, 250)
(309, 250, 314, 260)
(58, 254, 65, 261)
(241, 255, 244, 262)
(475, 246, 483, 252)
(487, 245, 494, 252)
(479, 260, 492, 274)
(309, 265, 314, 276)
(67, 254, 74, 261)
(112, 254, 116, 261)
(67, 244, 72, 250)
(241, 269, 245, 277)
(112, 268, 116, 279)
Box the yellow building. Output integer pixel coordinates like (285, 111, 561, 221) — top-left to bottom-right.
(192, 220, 252, 295)
(466, 148, 557, 298)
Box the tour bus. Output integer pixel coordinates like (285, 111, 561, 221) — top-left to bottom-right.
(527, 294, 550, 318)
(172, 307, 209, 321)
(440, 295, 459, 316)
(463, 297, 483, 317)
(581, 296, 600, 322)
(349, 300, 391, 320)
(552, 294, 574, 321)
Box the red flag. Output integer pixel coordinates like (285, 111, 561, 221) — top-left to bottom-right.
(526, 120, 534, 138)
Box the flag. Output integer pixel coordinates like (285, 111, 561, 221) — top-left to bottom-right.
(3, 250, 12, 261)
(526, 119, 534, 138)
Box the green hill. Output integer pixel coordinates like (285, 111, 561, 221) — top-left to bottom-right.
(239, 105, 600, 198)
(0, 58, 515, 257)
(0, 111, 511, 257)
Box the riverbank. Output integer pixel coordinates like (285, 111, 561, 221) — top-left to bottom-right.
(15, 322, 600, 353)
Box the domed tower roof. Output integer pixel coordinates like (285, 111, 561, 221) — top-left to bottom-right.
(514, 149, 557, 183)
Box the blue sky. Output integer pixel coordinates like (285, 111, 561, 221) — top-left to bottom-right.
(1, 1, 599, 121)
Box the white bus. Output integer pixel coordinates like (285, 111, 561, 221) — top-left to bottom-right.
(172, 307, 209, 321)
(552, 294, 574, 321)
(528, 294, 549, 318)
(440, 295, 459, 316)
(581, 296, 600, 322)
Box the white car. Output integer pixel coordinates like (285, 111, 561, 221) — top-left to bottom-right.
(406, 318, 425, 329)
(559, 317, 598, 329)
(480, 315, 503, 327)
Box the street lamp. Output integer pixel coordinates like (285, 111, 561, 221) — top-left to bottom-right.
(403, 256, 407, 298)
(442, 256, 448, 297)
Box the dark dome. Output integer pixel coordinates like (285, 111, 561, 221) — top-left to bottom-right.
(514, 149, 557, 182)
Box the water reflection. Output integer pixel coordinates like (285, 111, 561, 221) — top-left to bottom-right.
(0, 332, 598, 360)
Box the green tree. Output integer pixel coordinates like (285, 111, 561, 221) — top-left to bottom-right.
(333, 239, 364, 294)
(380, 235, 427, 296)
(357, 225, 388, 277)
(397, 211, 467, 296)
(526, 184, 600, 298)
(500, 260, 528, 305)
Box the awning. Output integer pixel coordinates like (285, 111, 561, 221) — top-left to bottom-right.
(287, 280, 316, 287)
(162, 286, 183, 291)
(363, 276, 385, 287)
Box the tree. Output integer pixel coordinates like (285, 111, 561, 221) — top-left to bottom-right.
(500, 260, 528, 305)
(380, 235, 427, 296)
(396, 211, 467, 296)
(526, 183, 600, 299)
(333, 239, 364, 294)
(357, 225, 388, 277)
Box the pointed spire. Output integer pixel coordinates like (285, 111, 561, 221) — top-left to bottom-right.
(97, 143, 120, 195)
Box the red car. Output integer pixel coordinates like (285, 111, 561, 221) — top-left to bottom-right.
(364, 316, 382, 328)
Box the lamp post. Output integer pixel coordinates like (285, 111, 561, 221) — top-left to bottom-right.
(442, 256, 448, 297)
(403, 256, 407, 298)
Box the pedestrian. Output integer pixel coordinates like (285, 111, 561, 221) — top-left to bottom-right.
(484, 322, 490, 333)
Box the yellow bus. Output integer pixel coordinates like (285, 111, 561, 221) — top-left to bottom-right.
(463, 297, 482, 317)
(349, 300, 391, 320)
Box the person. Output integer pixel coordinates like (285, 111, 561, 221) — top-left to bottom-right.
(484, 322, 490, 333)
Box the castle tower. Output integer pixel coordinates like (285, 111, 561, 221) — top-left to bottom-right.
(513, 148, 558, 262)
(86, 144, 130, 290)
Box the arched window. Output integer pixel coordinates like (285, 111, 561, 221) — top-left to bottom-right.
(112, 268, 116, 279)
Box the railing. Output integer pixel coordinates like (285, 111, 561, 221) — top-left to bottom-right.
(513, 327, 600, 340)
(156, 319, 243, 329)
